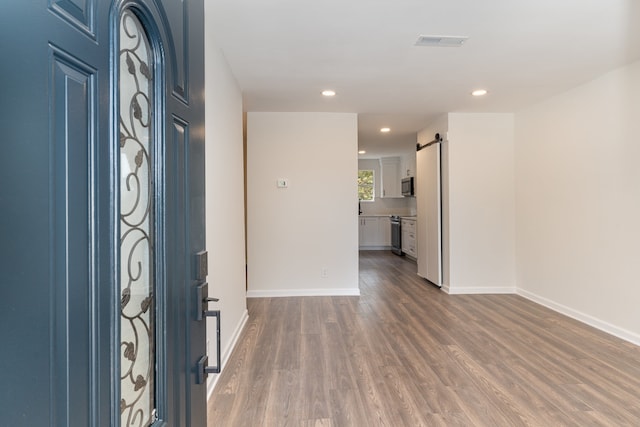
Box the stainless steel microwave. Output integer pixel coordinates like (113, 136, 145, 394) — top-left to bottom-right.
(401, 177, 414, 196)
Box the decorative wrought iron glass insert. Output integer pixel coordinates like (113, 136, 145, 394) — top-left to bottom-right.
(119, 9, 156, 427)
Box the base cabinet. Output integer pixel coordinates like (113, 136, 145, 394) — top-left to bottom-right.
(401, 218, 417, 258)
(359, 216, 379, 247)
(359, 216, 391, 249)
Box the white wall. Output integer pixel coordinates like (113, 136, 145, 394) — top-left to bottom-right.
(515, 60, 640, 343)
(204, 14, 248, 396)
(246, 112, 359, 296)
(446, 113, 517, 294)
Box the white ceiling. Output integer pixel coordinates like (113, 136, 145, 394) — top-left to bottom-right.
(209, 0, 640, 157)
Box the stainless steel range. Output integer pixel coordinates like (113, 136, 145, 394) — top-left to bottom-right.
(390, 215, 402, 256)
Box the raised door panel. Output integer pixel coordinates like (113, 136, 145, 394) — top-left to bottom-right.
(50, 0, 96, 38)
(50, 48, 97, 427)
(158, 0, 190, 102)
(166, 119, 189, 426)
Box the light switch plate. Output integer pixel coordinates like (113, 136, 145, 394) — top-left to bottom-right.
(277, 179, 288, 188)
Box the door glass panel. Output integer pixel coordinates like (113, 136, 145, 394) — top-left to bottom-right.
(119, 9, 155, 427)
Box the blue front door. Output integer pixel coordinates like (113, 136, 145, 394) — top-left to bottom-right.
(0, 1, 206, 425)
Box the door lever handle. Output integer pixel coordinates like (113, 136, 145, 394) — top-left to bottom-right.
(195, 282, 220, 320)
(203, 294, 220, 318)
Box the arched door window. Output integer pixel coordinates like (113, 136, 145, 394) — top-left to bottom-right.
(119, 9, 156, 426)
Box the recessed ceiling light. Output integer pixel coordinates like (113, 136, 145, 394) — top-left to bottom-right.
(358, 150, 366, 154)
(380, 127, 391, 133)
(472, 89, 488, 96)
(415, 35, 468, 47)
(322, 90, 336, 97)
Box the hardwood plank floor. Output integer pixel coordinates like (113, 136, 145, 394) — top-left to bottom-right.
(208, 251, 640, 426)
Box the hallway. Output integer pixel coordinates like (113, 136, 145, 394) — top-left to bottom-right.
(208, 251, 640, 426)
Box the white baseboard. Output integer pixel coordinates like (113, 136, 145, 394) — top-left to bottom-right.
(246, 288, 361, 298)
(206, 308, 249, 399)
(444, 286, 517, 295)
(517, 288, 640, 347)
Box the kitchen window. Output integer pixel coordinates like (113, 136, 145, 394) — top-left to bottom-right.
(358, 169, 374, 201)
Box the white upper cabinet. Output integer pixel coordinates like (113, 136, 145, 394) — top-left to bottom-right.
(400, 152, 416, 178)
(380, 157, 402, 198)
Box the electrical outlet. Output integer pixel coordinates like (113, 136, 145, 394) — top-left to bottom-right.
(321, 268, 328, 278)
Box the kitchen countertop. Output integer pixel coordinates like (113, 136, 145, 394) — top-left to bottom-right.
(359, 214, 415, 218)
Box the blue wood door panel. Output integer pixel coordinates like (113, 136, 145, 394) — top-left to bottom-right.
(0, 3, 107, 425)
(187, 126, 208, 425)
(166, 118, 189, 426)
(51, 47, 96, 427)
(0, 0, 206, 426)
(49, 0, 96, 39)
(157, 0, 188, 102)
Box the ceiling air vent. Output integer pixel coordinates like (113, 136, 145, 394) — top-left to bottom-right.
(415, 35, 468, 47)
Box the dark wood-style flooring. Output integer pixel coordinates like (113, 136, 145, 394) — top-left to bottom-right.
(207, 250, 640, 426)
